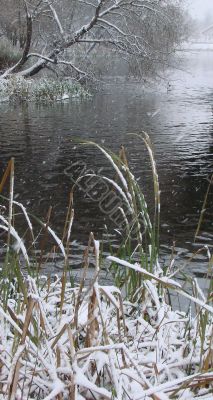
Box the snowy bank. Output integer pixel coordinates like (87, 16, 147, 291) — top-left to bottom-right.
(0, 76, 90, 103)
(0, 266, 212, 399)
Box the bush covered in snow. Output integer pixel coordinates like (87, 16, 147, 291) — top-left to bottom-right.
(0, 76, 90, 103)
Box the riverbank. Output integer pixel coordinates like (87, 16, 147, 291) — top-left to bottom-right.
(0, 76, 90, 103)
(181, 41, 213, 51)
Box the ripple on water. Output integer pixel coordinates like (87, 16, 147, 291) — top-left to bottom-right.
(0, 51, 213, 276)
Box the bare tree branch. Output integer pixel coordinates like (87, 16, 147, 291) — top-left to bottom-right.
(0, 0, 189, 79)
(45, 0, 65, 38)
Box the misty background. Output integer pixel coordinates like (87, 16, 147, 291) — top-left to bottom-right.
(189, 0, 213, 32)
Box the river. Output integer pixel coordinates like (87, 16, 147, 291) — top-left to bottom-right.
(0, 50, 213, 280)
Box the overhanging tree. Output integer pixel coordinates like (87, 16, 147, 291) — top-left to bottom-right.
(0, 0, 189, 80)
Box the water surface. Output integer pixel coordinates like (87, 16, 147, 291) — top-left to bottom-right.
(0, 51, 213, 278)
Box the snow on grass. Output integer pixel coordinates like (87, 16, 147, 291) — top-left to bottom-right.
(0, 269, 212, 399)
(0, 76, 90, 103)
(0, 139, 212, 398)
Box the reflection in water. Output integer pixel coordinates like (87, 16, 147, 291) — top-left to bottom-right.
(0, 51, 213, 275)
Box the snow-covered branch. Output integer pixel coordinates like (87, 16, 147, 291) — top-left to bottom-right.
(45, 0, 65, 37)
(0, 0, 189, 79)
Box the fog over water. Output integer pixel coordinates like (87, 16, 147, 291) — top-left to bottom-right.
(189, 0, 213, 19)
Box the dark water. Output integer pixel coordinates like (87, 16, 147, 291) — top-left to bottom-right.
(0, 51, 213, 277)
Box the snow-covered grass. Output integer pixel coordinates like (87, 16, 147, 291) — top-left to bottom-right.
(0, 249, 212, 399)
(0, 76, 90, 103)
(0, 139, 212, 399)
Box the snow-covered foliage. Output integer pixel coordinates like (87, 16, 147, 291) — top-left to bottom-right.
(0, 269, 212, 399)
(0, 138, 212, 399)
(0, 76, 89, 103)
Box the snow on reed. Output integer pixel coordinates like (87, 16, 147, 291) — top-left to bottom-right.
(0, 270, 212, 399)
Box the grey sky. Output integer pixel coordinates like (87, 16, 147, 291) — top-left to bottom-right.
(189, 0, 213, 19)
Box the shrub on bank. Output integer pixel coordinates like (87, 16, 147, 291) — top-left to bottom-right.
(0, 76, 90, 102)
